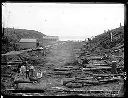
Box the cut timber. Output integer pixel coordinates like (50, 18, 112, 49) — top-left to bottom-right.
(82, 66, 111, 71)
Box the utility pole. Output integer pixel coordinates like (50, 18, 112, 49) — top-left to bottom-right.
(104, 30, 106, 33)
(2, 25, 4, 36)
(108, 29, 113, 42)
(2, 3, 5, 36)
(110, 31, 113, 42)
(120, 23, 122, 27)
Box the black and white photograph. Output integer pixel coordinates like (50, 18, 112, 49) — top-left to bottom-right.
(1, 2, 125, 96)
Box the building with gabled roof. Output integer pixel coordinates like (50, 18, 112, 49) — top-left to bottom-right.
(19, 38, 38, 50)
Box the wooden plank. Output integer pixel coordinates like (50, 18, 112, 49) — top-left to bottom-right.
(82, 67, 111, 71)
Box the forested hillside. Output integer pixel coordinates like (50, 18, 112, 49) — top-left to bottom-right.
(2, 28, 46, 54)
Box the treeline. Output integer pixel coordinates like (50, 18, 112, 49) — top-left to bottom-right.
(1, 28, 46, 54)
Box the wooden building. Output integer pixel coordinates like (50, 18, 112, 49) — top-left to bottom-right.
(19, 38, 38, 50)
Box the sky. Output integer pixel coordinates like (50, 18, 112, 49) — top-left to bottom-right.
(2, 3, 124, 41)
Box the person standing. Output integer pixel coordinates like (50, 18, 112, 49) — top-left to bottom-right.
(26, 61, 31, 79)
(111, 61, 118, 74)
(80, 56, 89, 68)
(19, 65, 26, 77)
(29, 65, 37, 81)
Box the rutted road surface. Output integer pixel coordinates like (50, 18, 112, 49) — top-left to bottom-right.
(45, 42, 76, 68)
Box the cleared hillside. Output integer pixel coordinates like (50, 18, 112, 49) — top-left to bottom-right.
(82, 26, 124, 55)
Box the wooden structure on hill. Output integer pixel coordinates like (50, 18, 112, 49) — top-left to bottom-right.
(18, 38, 39, 50)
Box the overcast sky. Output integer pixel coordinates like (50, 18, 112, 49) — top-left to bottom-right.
(2, 3, 124, 41)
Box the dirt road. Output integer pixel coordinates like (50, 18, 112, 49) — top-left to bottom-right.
(17, 41, 81, 90)
(44, 42, 78, 68)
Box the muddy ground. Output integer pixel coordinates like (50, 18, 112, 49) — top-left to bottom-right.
(2, 41, 124, 96)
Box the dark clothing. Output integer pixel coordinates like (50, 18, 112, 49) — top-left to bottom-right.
(29, 68, 37, 81)
(36, 42, 39, 47)
(111, 62, 117, 74)
(82, 59, 89, 64)
(72, 60, 80, 65)
(26, 70, 29, 78)
(18, 63, 22, 73)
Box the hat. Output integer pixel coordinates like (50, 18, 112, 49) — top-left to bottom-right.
(30, 66, 34, 69)
(112, 61, 117, 64)
(80, 56, 85, 59)
(112, 61, 116, 63)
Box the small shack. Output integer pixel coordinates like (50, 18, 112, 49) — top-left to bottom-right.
(19, 38, 38, 50)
